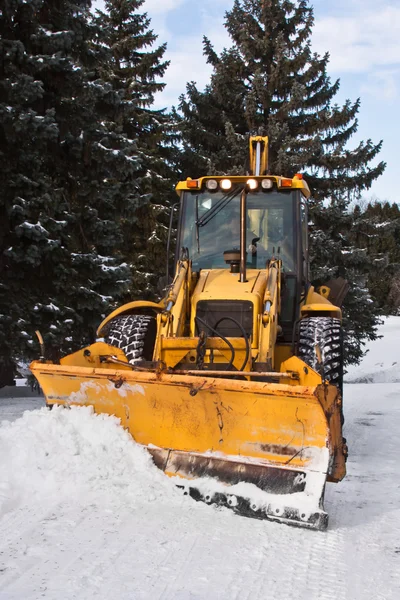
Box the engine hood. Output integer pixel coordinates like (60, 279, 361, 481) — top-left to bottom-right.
(193, 268, 266, 301)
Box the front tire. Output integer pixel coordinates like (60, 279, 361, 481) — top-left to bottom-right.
(298, 316, 343, 392)
(103, 314, 157, 364)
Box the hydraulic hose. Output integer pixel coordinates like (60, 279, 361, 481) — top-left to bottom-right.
(213, 317, 251, 372)
(195, 316, 235, 371)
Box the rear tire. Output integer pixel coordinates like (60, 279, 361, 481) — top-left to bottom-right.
(298, 317, 343, 392)
(103, 314, 157, 364)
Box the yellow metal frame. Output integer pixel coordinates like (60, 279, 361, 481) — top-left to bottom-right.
(301, 286, 342, 319)
(97, 300, 164, 337)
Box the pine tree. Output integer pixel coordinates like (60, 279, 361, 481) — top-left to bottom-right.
(350, 201, 400, 314)
(94, 0, 177, 299)
(176, 0, 386, 365)
(0, 0, 135, 383)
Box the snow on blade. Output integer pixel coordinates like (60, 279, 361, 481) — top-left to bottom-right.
(176, 470, 326, 520)
(0, 406, 181, 519)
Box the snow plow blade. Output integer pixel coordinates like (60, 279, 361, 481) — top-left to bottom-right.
(30, 356, 346, 531)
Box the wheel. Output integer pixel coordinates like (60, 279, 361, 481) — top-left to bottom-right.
(298, 317, 343, 392)
(103, 314, 157, 364)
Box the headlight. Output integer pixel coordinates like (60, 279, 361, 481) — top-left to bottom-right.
(220, 178, 232, 191)
(246, 178, 258, 190)
(206, 179, 218, 191)
(261, 178, 273, 190)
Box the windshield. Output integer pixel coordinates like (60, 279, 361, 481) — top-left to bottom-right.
(179, 188, 297, 271)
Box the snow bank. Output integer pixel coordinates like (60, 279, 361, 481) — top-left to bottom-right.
(0, 406, 180, 519)
(345, 316, 400, 383)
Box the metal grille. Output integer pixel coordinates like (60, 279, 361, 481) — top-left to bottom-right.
(196, 300, 253, 338)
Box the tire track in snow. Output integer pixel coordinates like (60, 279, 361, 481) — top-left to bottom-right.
(0, 504, 103, 598)
(326, 384, 400, 600)
(0, 506, 67, 592)
(64, 503, 195, 600)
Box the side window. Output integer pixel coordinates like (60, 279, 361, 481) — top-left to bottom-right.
(248, 199, 295, 271)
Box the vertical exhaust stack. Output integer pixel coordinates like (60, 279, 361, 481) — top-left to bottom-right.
(239, 136, 270, 282)
(239, 189, 247, 283)
(249, 136, 269, 176)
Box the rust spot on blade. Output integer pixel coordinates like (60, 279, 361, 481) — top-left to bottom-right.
(257, 443, 299, 456)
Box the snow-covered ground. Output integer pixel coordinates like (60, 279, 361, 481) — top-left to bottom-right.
(1, 319, 400, 600)
(345, 317, 400, 384)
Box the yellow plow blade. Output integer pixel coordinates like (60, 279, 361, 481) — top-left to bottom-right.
(30, 360, 346, 530)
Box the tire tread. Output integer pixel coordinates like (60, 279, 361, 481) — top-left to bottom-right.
(298, 317, 343, 388)
(103, 314, 156, 364)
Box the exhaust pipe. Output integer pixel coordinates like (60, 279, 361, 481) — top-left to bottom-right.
(240, 188, 247, 283)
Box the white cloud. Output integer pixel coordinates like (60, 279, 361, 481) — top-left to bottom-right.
(152, 15, 231, 109)
(360, 69, 400, 102)
(155, 36, 213, 109)
(143, 0, 186, 16)
(312, 5, 400, 73)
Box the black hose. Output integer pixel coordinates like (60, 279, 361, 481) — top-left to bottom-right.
(293, 283, 311, 354)
(195, 316, 235, 371)
(291, 318, 301, 356)
(213, 317, 251, 372)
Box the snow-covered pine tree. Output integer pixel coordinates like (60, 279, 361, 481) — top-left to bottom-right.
(94, 0, 178, 299)
(176, 0, 386, 365)
(0, 0, 134, 383)
(1, 0, 67, 381)
(350, 201, 400, 314)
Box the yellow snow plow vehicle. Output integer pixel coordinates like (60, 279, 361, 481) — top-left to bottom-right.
(30, 136, 347, 530)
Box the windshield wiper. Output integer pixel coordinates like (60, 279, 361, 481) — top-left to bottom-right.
(194, 185, 245, 258)
(196, 186, 244, 228)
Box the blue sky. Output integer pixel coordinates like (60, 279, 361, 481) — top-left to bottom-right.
(101, 0, 400, 204)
